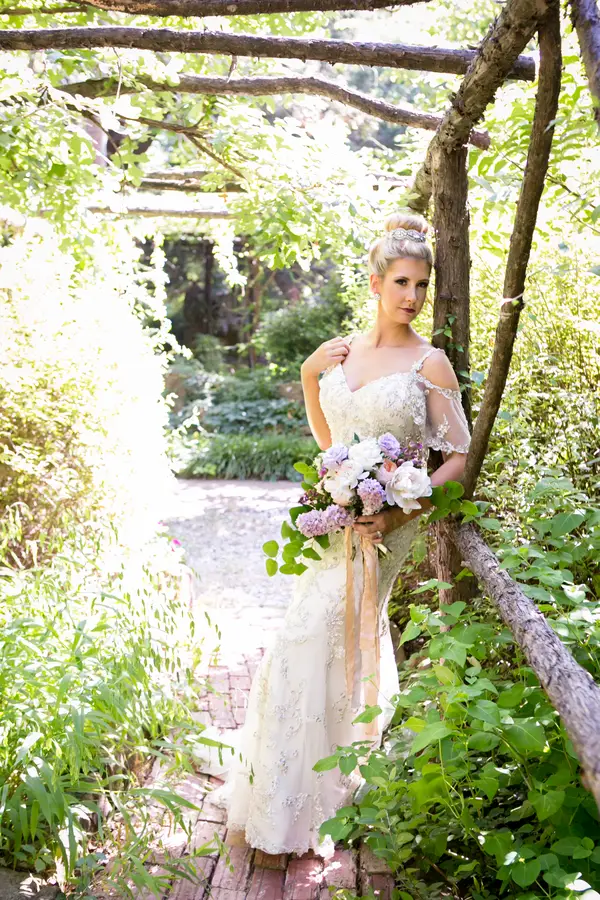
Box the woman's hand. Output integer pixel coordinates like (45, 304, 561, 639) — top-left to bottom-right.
(352, 507, 414, 543)
(301, 336, 351, 378)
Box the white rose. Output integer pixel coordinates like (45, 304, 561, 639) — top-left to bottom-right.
(324, 478, 355, 507)
(385, 461, 432, 514)
(348, 438, 383, 474)
(323, 458, 365, 507)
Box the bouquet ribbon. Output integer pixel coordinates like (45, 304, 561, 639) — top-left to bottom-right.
(344, 526, 381, 739)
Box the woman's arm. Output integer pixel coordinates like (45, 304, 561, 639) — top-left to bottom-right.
(300, 336, 351, 451)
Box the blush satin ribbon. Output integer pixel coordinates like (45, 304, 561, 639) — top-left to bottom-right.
(344, 526, 381, 739)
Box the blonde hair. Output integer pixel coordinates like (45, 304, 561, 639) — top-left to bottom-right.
(368, 211, 433, 276)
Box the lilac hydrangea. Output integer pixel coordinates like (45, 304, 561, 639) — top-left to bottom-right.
(325, 504, 355, 530)
(378, 432, 401, 461)
(296, 509, 330, 537)
(357, 478, 386, 515)
(321, 442, 349, 471)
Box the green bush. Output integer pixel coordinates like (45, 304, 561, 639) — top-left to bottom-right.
(192, 334, 225, 372)
(253, 292, 350, 377)
(321, 477, 600, 899)
(176, 433, 318, 480)
(203, 397, 307, 434)
(0, 532, 209, 886)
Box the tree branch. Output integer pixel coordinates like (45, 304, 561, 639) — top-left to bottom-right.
(61, 74, 491, 148)
(453, 520, 600, 813)
(462, 3, 562, 498)
(0, 4, 85, 12)
(139, 177, 245, 192)
(407, 0, 546, 215)
(17, 0, 432, 14)
(569, 0, 600, 127)
(87, 204, 232, 217)
(0, 27, 536, 80)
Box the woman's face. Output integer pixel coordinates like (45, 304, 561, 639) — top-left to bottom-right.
(371, 256, 431, 323)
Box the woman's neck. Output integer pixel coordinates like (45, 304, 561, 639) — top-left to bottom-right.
(364, 316, 415, 349)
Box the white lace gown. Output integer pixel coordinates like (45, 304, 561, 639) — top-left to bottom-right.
(208, 344, 471, 857)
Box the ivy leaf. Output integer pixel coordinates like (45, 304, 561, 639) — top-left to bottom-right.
(503, 719, 547, 755)
(512, 858, 541, 888)
(400, 621, 422, 644)
(445, 481, 465, 500)
(265, 559, 278, 577)
(262, 540, 279, 557)
(530, 789, 565, 821)
(548, 511, 586, 538)
(468, 732, 501, 751)
(411, 721, 455, 753)
(339, 754, 358, 775)
(312, 755, 339, 772)
(352, 705, 382, 724)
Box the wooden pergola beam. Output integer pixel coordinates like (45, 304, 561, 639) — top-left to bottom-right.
(61, 74, 490, 148)
(0, 27, 536, 79)
(0, 0, 432, 14)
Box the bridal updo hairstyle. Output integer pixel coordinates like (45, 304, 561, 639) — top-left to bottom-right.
(368, 211, 433, 277)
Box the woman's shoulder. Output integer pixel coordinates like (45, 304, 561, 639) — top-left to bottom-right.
(418, 345, 460, 390)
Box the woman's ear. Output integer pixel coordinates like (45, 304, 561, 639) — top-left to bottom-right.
(369, 273, 381, 296)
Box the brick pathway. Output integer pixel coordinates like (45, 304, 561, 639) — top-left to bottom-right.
(157, 479, 396, 900)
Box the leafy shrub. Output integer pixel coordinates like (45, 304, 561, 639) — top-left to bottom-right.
(321, 477, 600, 899)
(203, 397, 307, 434)
(192, 334, 225, 372)
(212, 368, 282, 404)
(176, 433, 318, 480)
(253, 293, 350, 377)
(0, 530, 213, 888)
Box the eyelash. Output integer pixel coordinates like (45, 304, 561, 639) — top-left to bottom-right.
(395, 280, 429, 288)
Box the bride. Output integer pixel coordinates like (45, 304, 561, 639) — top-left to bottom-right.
(204, 211, 471, 859)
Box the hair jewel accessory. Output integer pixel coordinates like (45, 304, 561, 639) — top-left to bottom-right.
(390, 228, 427, 243)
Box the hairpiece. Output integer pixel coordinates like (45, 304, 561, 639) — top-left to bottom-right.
(390, 227, 427, 243)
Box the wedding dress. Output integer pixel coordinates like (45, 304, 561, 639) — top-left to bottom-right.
(204, 342, 471, 858)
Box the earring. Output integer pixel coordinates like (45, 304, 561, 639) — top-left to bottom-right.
(374, 292, 381, 301)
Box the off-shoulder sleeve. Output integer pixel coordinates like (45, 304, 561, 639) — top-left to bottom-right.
(416, 373, 471, 456)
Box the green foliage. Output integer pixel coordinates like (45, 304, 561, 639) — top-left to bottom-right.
(253, 293, 351, 377)
(320, 475, 600, 898)
(0, 525, 217, 889)
(175, 432, 318, 481)
(192, 334, 225, 372)
(203, 397, 306, 434)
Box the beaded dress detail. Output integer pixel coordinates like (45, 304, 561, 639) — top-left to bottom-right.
(205, 341, 471, 858)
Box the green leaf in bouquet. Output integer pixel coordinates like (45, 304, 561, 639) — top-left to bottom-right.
(279, 562, 298, 575)
(315, 534, 330, 549)
(293, 461, 316, 477)
(265, 559, 278, 577)
(295, 562, 308, 574)
(262, 540, 279, 558)
(302, 547, 322, 561)
(281, 520, 300, 540)
(282, 541, 304, 562)
(290, 505, 309, 524)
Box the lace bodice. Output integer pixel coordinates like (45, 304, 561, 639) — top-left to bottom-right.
(319, 342, 471, 456)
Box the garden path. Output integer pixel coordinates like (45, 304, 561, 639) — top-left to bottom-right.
(156, 478, 395, 900)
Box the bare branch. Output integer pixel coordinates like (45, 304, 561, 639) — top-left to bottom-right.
(453, 520, 600, 813)
(0, 5, 85, 12)
(407, 0, 546, 214)
(139, 177, 245, 192)
(61, 74, 491, 148)
(20, 0, 432, 14)
(569, 0, 600, 127)
(462, 3, 562, 497)
(87, 204, 232, 217)
(0, 27, 536, 80)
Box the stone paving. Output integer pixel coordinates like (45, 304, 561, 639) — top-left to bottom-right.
(159, 478, 395, 900)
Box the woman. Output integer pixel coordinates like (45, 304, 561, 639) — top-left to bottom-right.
(208, 212, 471, 858)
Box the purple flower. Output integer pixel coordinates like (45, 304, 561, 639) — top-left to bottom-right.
(296, 509, 330, 537)
(378, 432, 401, 461)
(357, 478, 386, 515)
(324, 504, 355, 530)
(321, 443, 349, 471)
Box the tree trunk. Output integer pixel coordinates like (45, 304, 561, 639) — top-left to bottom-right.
(408, 0, 547, 215)
(452, 520, 600, 813)
(462, 3, 562, 497)
(569, 0, 600, 127)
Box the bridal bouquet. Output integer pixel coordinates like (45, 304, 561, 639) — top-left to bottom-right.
(264, 432, 432, 576)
